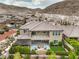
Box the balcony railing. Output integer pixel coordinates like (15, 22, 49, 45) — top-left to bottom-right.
(31, 35, 50, 40)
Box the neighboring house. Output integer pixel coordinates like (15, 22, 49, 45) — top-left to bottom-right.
(15, 21, 79, 50)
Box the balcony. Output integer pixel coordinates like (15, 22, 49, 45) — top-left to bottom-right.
(31, 35, 50, 40)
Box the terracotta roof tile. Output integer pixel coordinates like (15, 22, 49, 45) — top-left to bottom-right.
(0, 29, 16, 41)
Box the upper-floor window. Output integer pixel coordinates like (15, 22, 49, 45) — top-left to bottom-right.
(32, 32, 36, 35)
(53, 31, 60, 36)
(24, 29, 29, 33)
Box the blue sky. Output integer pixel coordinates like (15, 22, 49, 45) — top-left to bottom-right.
(0, 0, 63, 9)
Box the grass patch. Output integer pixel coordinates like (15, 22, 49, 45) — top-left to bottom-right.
(50, 46, 65, 52)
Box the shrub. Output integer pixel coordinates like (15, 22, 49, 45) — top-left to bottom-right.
(9, 46, 30, 54)
(9, 46, 16, 54)
(68, 51, 78, 59)
(8, 55, 14, 59)
(3, 26, 9, 32)
(56, 51, 68, 56)
(16, 30, 20, 35)
(48, 51, 56, 59)
(0, 30, 4, 34)
(13, 52, 22, 59)
(58, 42, 62, 46)
(50, 42, 54, 46)
(61, 56, 66, 59)
(24, 55, 30, 59)
(31, 50, 36, 54)
(46, 49, 53, 55)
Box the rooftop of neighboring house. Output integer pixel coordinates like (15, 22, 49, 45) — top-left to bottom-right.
(0, 29, 16, 41)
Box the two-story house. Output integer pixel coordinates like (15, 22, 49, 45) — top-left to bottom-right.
(15, 21, 63, 50)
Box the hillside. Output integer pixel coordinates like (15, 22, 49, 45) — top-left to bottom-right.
(43, 1, 79, 16)
(0, 3, 40, 14)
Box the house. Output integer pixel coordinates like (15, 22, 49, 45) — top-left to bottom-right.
(15, 21, 63, 50)
(15, 21, 79, 50)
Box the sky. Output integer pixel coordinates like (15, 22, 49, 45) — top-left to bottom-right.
(0, 0, 63, 9)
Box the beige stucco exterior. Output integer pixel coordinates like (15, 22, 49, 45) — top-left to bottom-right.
(49, 31, 62, 42)
(20, 29, 62, 43)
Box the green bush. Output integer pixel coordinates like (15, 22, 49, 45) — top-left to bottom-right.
(68, 51, 78, 59)
(9, 46, 30, 54)
(66, 38, 79, 55)
(56, 51, 68, 56)
(61, 56, 66, 59)
(48, 51, 56, 59)
(46, 49, 53, 55)
(3, 26, 9, 32)
(8, 55, 14, 59)
(0, 31, 4, 34)
(13, 52, 22, 59)
(9, 46, 16, 54)
(16, 30, 20, 35)
(24, 55, 30, 59)
(31, 50, 36, 54)
(50, 42, 54, 46)
(58, 42, 62, 46)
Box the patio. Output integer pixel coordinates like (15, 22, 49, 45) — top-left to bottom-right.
(31, 40, 50, 50)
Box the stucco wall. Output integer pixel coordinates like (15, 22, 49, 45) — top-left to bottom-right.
(49, 31, 62, 42)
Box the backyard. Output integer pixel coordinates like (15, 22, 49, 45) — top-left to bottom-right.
(49, 41, 67, 56)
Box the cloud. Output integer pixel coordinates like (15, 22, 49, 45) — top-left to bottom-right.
(32, 0, 45, 5)
(0, 0, 64, 9)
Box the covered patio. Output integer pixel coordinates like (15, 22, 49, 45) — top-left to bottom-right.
(31, 40, 50, 50)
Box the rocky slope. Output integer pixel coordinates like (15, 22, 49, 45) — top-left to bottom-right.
(0, 3, 40, 14)
(43, 0, 79, 16)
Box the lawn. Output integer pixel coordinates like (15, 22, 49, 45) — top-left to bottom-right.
(50, 46, 65, 52)
(50, 46, 67, 55)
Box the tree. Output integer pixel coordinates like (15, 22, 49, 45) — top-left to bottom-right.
(48, 51, 56, 59)
(68, 51, 78, 59)
(13, 52, 22, 59)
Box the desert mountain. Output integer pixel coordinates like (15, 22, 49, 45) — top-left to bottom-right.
(0, 3, 41, 14)
(43, 0, 79, 16)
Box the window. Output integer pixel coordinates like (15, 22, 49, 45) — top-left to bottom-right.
(54, 40, 58, 45)
(58, 32, 60, 35)
(53, 32, 57, 36)
(32, 32, 36, 35)
(53, 31, 60, 36)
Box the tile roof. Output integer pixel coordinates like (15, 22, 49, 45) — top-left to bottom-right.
(0, 29, 16, 41)
(20, 21, 79, 37)
(20, 21, 63, 31)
